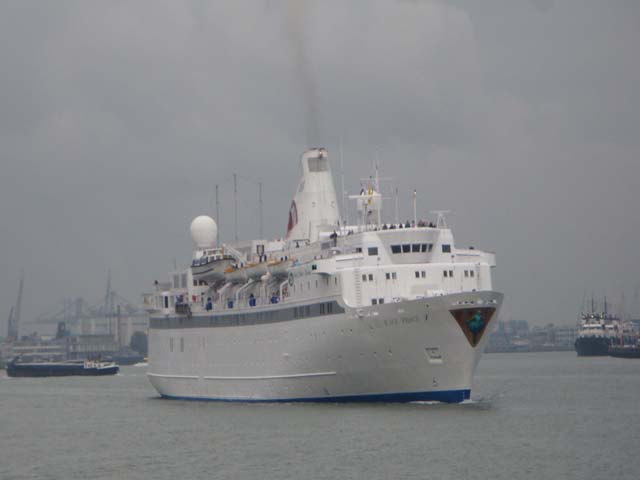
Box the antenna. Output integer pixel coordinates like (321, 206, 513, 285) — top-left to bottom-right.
(340, 138, 347, 226)
(258, 181, 264, 239)
(215, 184, 220, 246)
(104, 269, 112, 317)
(412, 190, 418, 226)
(233, 173, 239, 243)
(394, 187, 399, 224)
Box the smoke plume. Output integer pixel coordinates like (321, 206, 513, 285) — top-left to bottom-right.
(283, 1, 320, 147)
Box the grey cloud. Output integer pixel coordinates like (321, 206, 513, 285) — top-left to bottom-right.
(1, 0, 639, 333)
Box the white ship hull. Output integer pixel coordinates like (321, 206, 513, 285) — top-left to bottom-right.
(147, 291, 502, 403)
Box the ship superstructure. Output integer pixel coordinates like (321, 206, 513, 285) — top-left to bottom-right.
(145, 148, 503, 403)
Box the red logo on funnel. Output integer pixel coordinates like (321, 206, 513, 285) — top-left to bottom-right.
(286, 201, 298, 236)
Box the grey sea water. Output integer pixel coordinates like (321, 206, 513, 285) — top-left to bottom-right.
(1, 352, 639, 480)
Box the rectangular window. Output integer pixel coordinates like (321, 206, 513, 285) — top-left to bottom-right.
(362, 274, 367, 282)
(368, 274, 374, 281)
(470, 271, 475, 278)
(464, 270, 469, 277)
(412, 244, 421, 253)
(327, 302, 333, 314)
(355, 247, 363, 253)
(402, 244, 411, 253)
(421, 243, 428, 252)
(442, 244, 451, 253)
(391, 245, 401, 254)
(415, 271, 420, 278)
(421, 271, 426, 278)
(308, 157, 328, 172)
(379, 298, 385, 305)
(385, 273, 390, 280)
(428, 244, 433, 252)
(444, 270, 448, 278)
(449, 270, 454, 277)
(368, 247, 379, 256)
(372, 299, 378, 305)
(392, 272, 397, 280)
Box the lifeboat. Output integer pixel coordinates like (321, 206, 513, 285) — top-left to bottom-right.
(191, 252, 235, 283)
(244, 262, 268, 280)
(267, 259, 290, 279)
(224, 266, 248, 284)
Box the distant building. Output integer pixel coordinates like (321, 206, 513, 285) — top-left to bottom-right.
(487, 320, 576, 353)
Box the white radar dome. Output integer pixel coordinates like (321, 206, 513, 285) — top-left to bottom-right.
(190, 215, 218, 248)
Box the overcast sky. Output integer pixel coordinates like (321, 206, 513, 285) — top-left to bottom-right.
(1, 0, 639, 334)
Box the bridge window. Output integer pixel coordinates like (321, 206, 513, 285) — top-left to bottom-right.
(371, 299, 378, 305)
(449, 270, 454, 277)
(421, 243, 428, 252)
(391, 245, 401, 254)
(443, 270, 448, 278)
(392, 272, 397, 280)
(442, 244, 451, 253)
(464, 270, 469, 277)
(386, 273, 390, 280)
(378, 298, 385, 305)
(415, 271, 420, 278)
(470, 271, 475, 278)
(421, 271, 426, 278)
(308, 157, 328, 172)
(412, 244, 421, 253)
(362, 274, 367, 282)
(368, 274, 374, 281)
(368, 247, 379, 256)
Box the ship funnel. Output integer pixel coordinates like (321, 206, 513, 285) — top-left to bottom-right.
(285, 148, 340, 243)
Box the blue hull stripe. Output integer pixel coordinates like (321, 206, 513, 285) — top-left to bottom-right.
(160, 389, 471, 404)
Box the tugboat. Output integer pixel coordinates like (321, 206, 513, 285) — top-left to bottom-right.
(575, 297, 620, 356)
(6, 357, 119, 377)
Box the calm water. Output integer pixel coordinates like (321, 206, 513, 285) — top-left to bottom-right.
(1, 352, 639, 480)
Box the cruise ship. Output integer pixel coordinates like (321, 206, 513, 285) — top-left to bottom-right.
(145, 148, 503, 403)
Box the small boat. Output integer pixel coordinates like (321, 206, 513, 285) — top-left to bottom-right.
(609, 345, 640, 359)
(6, 358, 119, 378)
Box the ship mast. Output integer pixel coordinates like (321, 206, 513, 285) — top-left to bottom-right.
(8, 272, 24, 341)
(233, 173, 239, 244)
